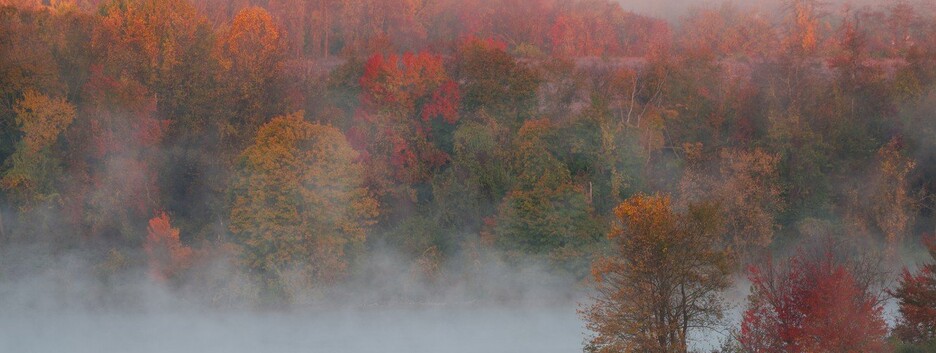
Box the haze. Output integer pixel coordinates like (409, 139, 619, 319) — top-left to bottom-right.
(1, 0, 935, 352)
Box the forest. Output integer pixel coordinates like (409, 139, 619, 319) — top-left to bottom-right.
(1, 0, 936, 352)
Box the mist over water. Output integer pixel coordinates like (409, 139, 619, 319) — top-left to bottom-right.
(617, 0, 931, 20)
(1, 0, 934, 350)
(2, 306, 583, 353)
(0, 244, 588, 353)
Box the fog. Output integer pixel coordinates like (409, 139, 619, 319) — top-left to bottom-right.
(2, 0, 933, 350)
(0, 243, 749, 352)
(617, 0, 931, 20)
(0, 244, 588, 353)
(2, 306, 583, 353)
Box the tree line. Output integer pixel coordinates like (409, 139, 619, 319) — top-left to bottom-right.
(2, 0, 936, 351)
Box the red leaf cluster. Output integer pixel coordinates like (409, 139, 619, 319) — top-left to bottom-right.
(352, 51, 460, 189)
(892, 236, 936, 343)
(740, 248, 888, 353)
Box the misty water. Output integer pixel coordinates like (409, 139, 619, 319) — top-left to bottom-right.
(0, 247, 587, 353)
(1, 305, 583, 353)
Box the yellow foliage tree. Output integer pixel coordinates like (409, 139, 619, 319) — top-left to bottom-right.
(1, 90, 75, 208)
(229, 111, 377, 295)
(872, 139, 916, 246)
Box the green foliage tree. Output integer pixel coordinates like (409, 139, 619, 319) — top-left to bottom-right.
(453, 37, 539, 130)
(552, 99, 645, 214)
(432, 121, 511, 230)
(494, 119, 600, 273)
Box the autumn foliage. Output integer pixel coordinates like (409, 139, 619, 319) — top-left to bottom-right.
(0, 90, 75, 207)
(740, 243, 889, 353)
(349, 52, 460, 205)
(892, 236, 936, 345)
(230, 112, 377, 290)
(144, 212, 192, 282)
(68, 67, 169, 237)
(0, 0, 935, 347)
(214, 6, 288, 140)
(680, 147, 783, 263)
(582, 194, 731, 353)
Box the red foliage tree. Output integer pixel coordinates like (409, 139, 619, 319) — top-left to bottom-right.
(740, 245, 888, 353)
(892, 236, 936, 344)
(144, 212, 192, 282)
(349, 52, 460, 205)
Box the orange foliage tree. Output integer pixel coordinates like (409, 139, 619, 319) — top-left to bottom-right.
(680, 146, 783, 263)
(93, 0, 208, 92)
(547, 1, 624, 57)
(144, 212, 192, 282)
(871, 138, 917, 246)
(581, 194, 731, 353)
(783, 0, 824, 57)
(678, 4, 776, 59)
(214, 6, 288, 145)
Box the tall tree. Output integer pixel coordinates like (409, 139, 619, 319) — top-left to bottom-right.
(94, 0, 209, 94)
(230, 112, 377, 296)
(0, 7, 66, 165)
(783, 0, 824, 57)
(65, 68, 168, 241)
(434, 120, 511, 227)
(214, 6, 288, 148)
(678, 4, 776, 58)
(336, 0, 427, 54)
(94, 0, 223, 243)
(581, 193, 732, 353)
(870, 138, 917, 247)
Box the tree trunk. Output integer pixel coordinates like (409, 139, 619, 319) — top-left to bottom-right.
(323, 1, 330, 58)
